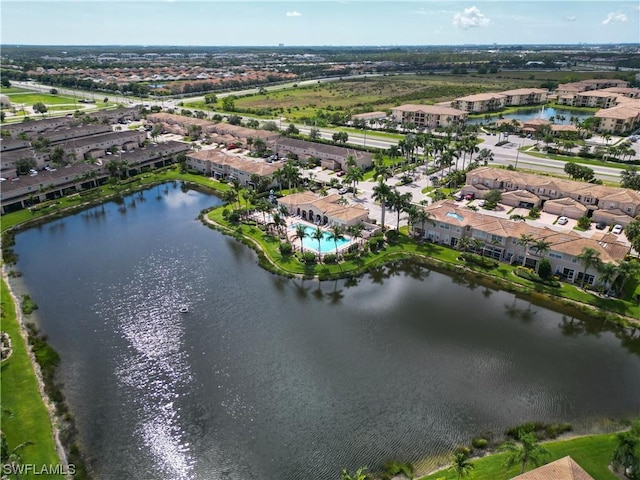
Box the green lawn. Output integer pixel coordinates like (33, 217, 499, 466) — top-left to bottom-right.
(1, 279, 63, 480)
(417, 434, 619, 480)
(6, 92, 80, 106)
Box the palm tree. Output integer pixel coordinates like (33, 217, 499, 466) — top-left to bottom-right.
(531, 238, 552, 274)
(372, 180, 392, 229)
(389, 190, 413, 230)
(576, 247, 601, 288)
(516, 233, 535, 267)
(328, 224, 345, 256)
(597, 262, 618, 295)
(500, 429, 550, 474)
(311, 227, 324, 261)
(612, 260, 639, 296)
(345, 166, 364, 196)
(347, 223, 364, 246)
(294, 224, 307, 254)
(456, 236, 472, 252)
(450, 452, 474, 480)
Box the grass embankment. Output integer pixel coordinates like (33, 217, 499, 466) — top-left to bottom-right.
(0, 278, 64, 480)
(417, 433, 618, 480)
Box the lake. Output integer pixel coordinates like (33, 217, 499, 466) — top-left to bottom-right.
(11, 183, 640, 479)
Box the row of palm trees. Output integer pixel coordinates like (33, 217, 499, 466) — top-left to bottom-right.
(293, 223, 367, 260)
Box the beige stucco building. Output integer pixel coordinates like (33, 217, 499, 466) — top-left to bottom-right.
(413, 200, 629, 286)
(391, 104, 468, 129)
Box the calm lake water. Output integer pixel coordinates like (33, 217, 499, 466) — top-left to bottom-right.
(12, 183, 640, 480)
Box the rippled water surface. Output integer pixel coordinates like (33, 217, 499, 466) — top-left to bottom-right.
(12, 184, 640, 480)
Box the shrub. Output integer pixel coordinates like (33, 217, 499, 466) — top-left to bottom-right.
(347, 243, 360, 253)
(227, 211, 240, 223)
(279, 242, 293, 256)
(386, 229, 400, 242)
(577, 216, 591, 230)
(323, 253, 337, 264)
(472, 438, 488, 449)
(302, 251, 316, 264)
(529, 207, 541, 219)
(21, 294, 38, 314)
(538, 258, 552, 279)
(382, 460, 413, 480)
(368, 237, 384, 252)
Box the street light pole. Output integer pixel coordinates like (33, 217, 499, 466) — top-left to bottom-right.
(514, 136, 525, 170)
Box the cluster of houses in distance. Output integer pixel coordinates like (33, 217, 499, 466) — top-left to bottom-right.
(362, 79, 640, 134)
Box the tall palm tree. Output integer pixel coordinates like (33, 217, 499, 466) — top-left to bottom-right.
(294, 224, 307, 254)
(345, 166, 364, 196)
(328, 224, 345, 256)
(500, 429, 550, 474)
(311, 227, 325, 261)
(597, 262, 618, 295)
(531, 238, 552, 274)
(516, 233, 535, 267)
(450, 452, 474, 480)
(372, 180, 392, 229)
(389, 190, 413, 230)
(576, 247, 601, 288)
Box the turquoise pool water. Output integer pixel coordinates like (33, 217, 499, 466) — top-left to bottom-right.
(291, 224, 351, 253)
(446, 212, 464, 221)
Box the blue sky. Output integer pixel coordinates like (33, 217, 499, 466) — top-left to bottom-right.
(2, 1, 639, 46)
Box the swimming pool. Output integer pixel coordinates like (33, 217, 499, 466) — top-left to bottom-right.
(291, 224, 351, 253)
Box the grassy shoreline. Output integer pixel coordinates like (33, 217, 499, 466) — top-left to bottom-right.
(1, 276, 65, 480)
(416, 433, 620, 480)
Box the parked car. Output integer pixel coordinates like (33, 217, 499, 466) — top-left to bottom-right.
(453, 193, 463, 201)
(336, 170, 346, 177)
(338, 187, 348, 195)
(464, 193, 474, 201)
(612, 224, 623, 235)
(557, 216, 569, 225)
(595, 222, 606, 230)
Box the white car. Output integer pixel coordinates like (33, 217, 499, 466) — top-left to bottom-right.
(557, 216, 569, 225)
(612, 224, 623, 235)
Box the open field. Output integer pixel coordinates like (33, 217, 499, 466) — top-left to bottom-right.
(186, 73, 546, 121)
(417, 433, 620, 480)
(1, 279, 63, 480)
(5, 90, 80, 105)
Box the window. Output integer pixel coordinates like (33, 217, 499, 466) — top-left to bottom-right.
(549, 252, 562, 259)
(490, 235, 503, 244)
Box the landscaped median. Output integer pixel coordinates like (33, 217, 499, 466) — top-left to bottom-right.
(416, 433, 619, 480)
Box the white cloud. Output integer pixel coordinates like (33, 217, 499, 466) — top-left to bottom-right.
(602, 12, 627, 25)
(285, 11, 302, 17)
(564, 15, 576, 22)
(452, 6, 490, 30)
